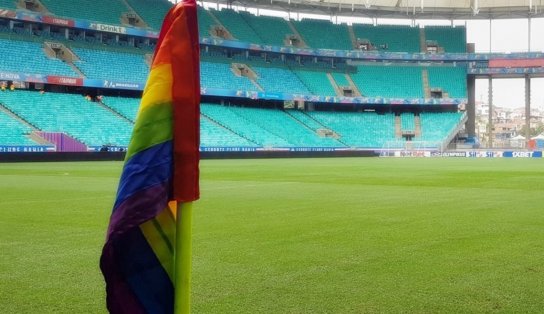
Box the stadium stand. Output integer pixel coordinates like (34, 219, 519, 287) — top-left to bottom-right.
(419, 112, 464, 142)
(0, 90, 132, 146)
(0, 38, 77, 77)
(200, 116, 258, 148)
(400, 113, 415, 131)
(351, 65, 424, 98)
(427, 66, 467, 98)
(331, 72, 350, 87)
(73, 48, 149, 82)
(352, 24, 420, 53)
(39, 0, 130, 25)
(292, 18, 352, 50)
(200, 60, 257, 91)
(227, 106, 342, 147)
(197, 6, 219, 38)
(291, 69, 336, 96)
(201, 103, 293, 147)
(212, 9, 263, 44)
(125, 0, 172, 30)
(424, 26, 466, 53)
(308, 111, 396, 148)
(0, 0, 16, 9)
(0, 109, 36, 146)
(239, 13, 292, 47)
(250, 61, 310, 94)
(101, 97, 140, 121)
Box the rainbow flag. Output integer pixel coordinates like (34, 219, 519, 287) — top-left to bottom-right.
(100, 0, 200, 312)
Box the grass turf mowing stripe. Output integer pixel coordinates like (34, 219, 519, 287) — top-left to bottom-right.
(0, 158, 543, 313)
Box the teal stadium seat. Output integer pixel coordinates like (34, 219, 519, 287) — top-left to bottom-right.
(201, 103, 291, 147)
(197, 6, 219, 38)
(331, 72, 350, 87)
(251, 61, 310, 94)
(308, 111, 396, 148)
(101, 96, 141, 121)
(125, 0, 172, 30)
(0, 38, 77, 76)
(419, 112, 464, 142)
(200, 61, 257, 91)
(240, 13, 292, 47)
(227, 106, 342, 147)
(73, 48, 149, 82)
(0, 0, 17, 9)
(0, 90, 133, 146)
(425, 26, 466, 53)
(200, 113, 258, 148)
(40, 0, 129, 25)
(427, 66, 467, 98)
(0, 109, 36, 146)
(351, 65, 424, 98)
(292, 19, 352, 50)
(352, 24, 420, 53)
(400, 113, 415, 131)
(213, 9, 263, 44)
(293, 70, 336, 96)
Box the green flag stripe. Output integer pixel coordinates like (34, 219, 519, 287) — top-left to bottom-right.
(125, 102, 173, 161)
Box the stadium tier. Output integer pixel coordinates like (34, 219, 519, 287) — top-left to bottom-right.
(0, 0, 16, 9)
(308, 111, 396, 148)
(0, 109, 36, 146)
(212, 9, 264, 44)
(73, 48, 149, 82)
(419, 112, 464, 142)
(0, 90, 132, 146)
(352, 24, 421, 53)
(197, 6, 217, 38)
(125, 0, 172, 30)
(0, 89, 464, 149)
(101, 96, 141, 121)
(425, 26, 466, 53)
(292, 18, 353, 50)
(239, 13, 293, 47)
(351, 65, 424, 98)
(39, 0, 130, 25)
(427, 66, 468, 98)
(293, 70, 337, 96)
(0, 38, 77, 77)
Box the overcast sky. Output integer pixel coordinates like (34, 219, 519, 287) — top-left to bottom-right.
(195, 1, 544, 109)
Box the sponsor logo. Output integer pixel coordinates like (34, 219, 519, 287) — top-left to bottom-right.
(43, 16, 73, 26)
(0, 72, 21, 80)
(102, 80, 141, 89)
(89, 23, 127, 34)
(0, 9, 16, 18)
(512, 151, 533, 158)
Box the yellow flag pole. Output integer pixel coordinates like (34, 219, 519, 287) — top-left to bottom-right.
(174, 202, 193, 314)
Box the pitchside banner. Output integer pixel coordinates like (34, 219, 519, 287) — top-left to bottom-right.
(0, 146, 54, 153)
(428, 151, 543, 158)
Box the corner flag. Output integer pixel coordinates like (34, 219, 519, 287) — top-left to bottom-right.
(100, 0, 200, 312)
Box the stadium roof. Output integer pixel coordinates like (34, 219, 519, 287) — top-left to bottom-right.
(222, 0, 544, 20)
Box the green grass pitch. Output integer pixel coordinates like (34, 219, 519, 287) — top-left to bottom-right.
(1, 158, 544, 313)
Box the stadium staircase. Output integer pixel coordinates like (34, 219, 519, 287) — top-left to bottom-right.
(347, 25, 357, 50)
(0, 108, 39, 146)
(414, 115, 421, 137)
(419, 28, 427, 52)
(97, 100, 134, 124)
(17, 0, 49, 13)
(101, 96, 140, 122)
(118, 0, 149, 29)
(394, 115, 401, 138)
(0, 101, 39, 130)
(325, 73, 343, 96)
(285, 20, 307, 48)
(422, 68, 431, 98)
(344, 74, 362, 96)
